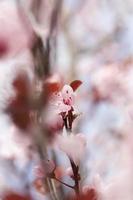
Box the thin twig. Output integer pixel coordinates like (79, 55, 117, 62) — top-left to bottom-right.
(69, 158, 80, 195)
(54, 178, 74, 189)
(63, 112, 80, 196)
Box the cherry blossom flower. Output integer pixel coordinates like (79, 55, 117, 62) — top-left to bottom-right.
(33, 160, 55, 179)
(55, 133, 87, 164)
(62, 85, 75, 106)
(51, 84, 75, 115)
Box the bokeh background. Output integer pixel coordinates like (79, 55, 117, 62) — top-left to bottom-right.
(0, 0, 133, 199)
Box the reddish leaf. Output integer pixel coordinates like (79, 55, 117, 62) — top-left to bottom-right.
(4, 193, 31, 200)
(44, 82, 61, 95)
(43, 74, 63, 96)
(6, 73, 31, 130)
(7, 105, 30, 130)
(70, 80, 82, 91)
(13, 73, 30, 99)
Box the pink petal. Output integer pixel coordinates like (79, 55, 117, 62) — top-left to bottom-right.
(61, 85, 75, 106)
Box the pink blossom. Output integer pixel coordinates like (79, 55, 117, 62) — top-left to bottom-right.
(51, 84, 75, 114)
(55, 133, 87, 164)
(61, 85, 75, 106)
(0, 1, 33, 59)
(33, 160, 55, 178)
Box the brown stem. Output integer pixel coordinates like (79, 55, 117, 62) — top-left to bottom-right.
(63, 117, 68, 130)
(68, 110, 73, 131)
(69, 158, 80, 196)
(63, 112, 80, 196)
(54, 177, 74, 189)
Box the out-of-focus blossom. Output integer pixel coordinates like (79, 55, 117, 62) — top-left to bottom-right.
(33, 161, 64, 195)
(6, 71, 33, 130)
(33, 166, 45, 179)
(90, 65, 127, 104)
(0, 1, 33, 59)
(33, 178, 48, 195)
(81, 188, 98, 200)
(0, 55, 33, 111)
(33, 160, 55, 179)
(55, 133, 87, 164)
(42, 104, 64, 135)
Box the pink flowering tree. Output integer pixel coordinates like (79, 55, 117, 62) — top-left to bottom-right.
(0, 0, 132, 200)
